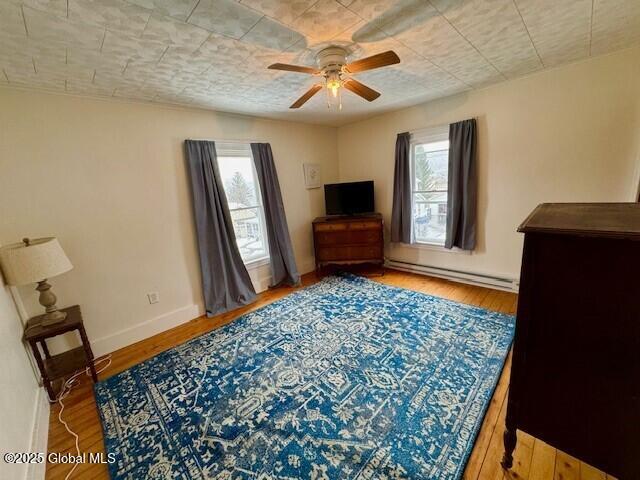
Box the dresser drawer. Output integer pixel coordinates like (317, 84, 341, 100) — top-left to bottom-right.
(349, 220, 381, 230)
(348, 245, 382, 260)
(316, 245, 382, 261)
(315, 229, 382, 246)
(314, 222, 348, 232)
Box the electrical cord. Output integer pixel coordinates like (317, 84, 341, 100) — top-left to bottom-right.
(50, 355, 112, 480)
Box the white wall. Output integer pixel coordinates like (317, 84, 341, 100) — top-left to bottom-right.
(0, 274, 48, 480)
(338, 46, 640, 280)
(0, 90, 338, 356)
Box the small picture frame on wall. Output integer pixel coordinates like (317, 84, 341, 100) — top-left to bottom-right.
(303, 163, 321, 189)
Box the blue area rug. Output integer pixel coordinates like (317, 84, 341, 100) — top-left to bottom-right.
(95, 274, 514, 479)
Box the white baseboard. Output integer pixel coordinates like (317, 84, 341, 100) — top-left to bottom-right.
(92, 260, 317, 358)
(249, 265, 273, 294)
(91, 303, 204, 357)
(26, 388, 49, 480)
(253, 277, 271, 292)
(386, 260, 519, 292)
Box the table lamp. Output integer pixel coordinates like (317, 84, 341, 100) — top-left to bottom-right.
(0, 237, 73, 326)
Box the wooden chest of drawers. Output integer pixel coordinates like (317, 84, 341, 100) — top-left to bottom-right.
(502, 203, 640, 479)
(312, 214, 384, 271)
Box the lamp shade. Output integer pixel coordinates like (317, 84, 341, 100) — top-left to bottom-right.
(0, 237, 73, 286)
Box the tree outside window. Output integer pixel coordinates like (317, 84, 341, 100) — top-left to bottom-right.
(217, 153, 269, 263)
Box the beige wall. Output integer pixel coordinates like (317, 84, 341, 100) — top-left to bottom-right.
(0, 90, 338, 355)
(1, 46, 639, 360)
(338, 46, 640, 280)
(0, 274, 45, 480)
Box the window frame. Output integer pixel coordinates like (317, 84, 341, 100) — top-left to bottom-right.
(215, 143, 270, 266)
(409, 127, 450, 247)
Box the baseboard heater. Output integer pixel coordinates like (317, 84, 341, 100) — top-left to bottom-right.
(385, 259, 519, 292)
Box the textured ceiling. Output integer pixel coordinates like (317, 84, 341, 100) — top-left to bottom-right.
(1, 0, 639, 126)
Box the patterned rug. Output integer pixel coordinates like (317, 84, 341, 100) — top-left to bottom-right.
(95, 274, 514, 480)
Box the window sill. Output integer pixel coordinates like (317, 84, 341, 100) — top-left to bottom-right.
(244, 256, 270, 269)
(395, 242, 472, 255)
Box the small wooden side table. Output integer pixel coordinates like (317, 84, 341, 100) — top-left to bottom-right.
(24, 305, 97, 402)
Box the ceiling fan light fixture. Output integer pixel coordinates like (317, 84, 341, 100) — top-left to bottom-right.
(325, 72, 343, 98)
(325, 78, 343, 110)
(328, 80, 340, 97)
(270, 47, 399, 110)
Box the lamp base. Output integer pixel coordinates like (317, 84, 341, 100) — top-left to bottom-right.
(41, 310, 68, 326)
(36, 280, 67, 326)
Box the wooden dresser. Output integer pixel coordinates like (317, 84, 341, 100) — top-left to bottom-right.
(312, 214, 384, 272)
(502, 203, 640, 479)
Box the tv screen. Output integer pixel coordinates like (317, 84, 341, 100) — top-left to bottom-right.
(324, 181, 375, 215)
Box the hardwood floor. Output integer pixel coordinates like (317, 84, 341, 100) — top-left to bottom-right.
(45, 269, 615, 480)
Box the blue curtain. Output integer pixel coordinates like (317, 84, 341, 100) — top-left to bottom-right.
(251, 143, 300, 287)
(391, 132, 412, 243)
(185, 140, 256, 316)
(445, 119, 477, 250)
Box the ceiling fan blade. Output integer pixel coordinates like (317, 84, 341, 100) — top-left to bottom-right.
(290, 84, 323, 109)
(268, 63, 319, 75)
(343, 79, 381, 102)
(344, 50, 400, 73)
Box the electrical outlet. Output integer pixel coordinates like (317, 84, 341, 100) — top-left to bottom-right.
(147, 292, 159, 304)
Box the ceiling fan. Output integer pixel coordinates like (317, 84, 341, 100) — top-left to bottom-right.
(268, 47, 400, 109)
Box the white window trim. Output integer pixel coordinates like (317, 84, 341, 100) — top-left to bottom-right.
(409, 126, 450, 249)
(405, 242, 472, 255)
(410, 125, 449, 145)
(245, 256, 271, 268)
(216, 142, 271, 266)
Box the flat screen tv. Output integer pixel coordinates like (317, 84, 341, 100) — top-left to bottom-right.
(324, 181, 375, 216)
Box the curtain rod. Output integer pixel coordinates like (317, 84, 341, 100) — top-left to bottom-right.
(406, 122, 449, 136)
(404, 117, 475, 136)
(186, 138, 264, 144)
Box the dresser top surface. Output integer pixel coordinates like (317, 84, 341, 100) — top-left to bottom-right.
(519, 203, 640, 239)
(313, 213, 382, 223)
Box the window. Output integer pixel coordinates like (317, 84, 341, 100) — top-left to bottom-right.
(216, 143, 269, 264)
(411, 129, 449, 246)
